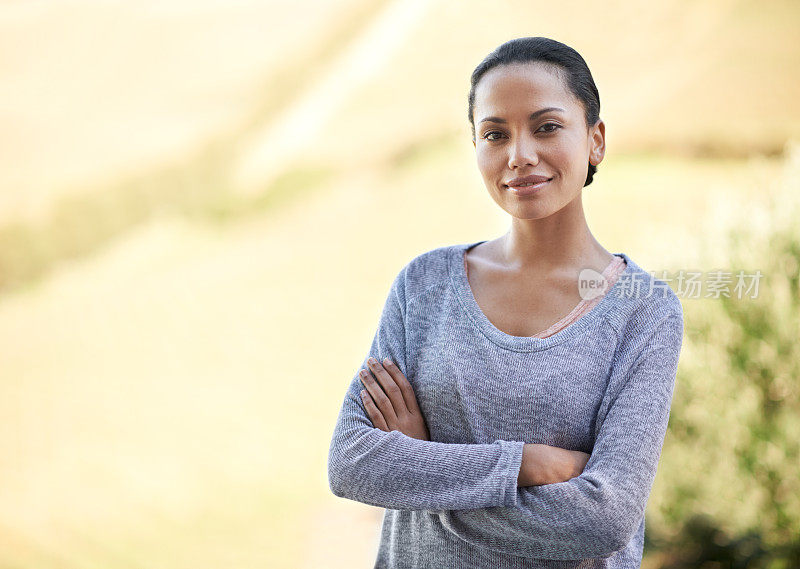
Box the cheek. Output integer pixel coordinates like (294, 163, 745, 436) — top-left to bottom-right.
(475, 148, 499, 179)
(551, 135, 585, 166)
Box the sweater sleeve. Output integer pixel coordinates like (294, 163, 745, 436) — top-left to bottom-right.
(327, 264, 526, 511)
(433, 307, 684, 559)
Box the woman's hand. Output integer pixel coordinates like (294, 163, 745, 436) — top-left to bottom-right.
(518, 443, 590, 486)
(358, 357, 430, 441)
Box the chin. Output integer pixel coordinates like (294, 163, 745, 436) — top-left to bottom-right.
(502, 202, 556, 220)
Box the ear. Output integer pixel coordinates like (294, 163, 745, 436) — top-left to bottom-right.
(588, 119, 605, 166)
(472, 137, 476, 148)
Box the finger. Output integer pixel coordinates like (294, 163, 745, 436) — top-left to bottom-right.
(366, 357, 407, 416)
(382, 357, 423, 415)
(360, 388, 379, 427)
(360, 388, 376, 425)
(360, 389, 389, 431)
(359, 367, 398, 424)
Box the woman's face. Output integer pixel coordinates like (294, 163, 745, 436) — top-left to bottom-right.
(471, 62, 605, 219)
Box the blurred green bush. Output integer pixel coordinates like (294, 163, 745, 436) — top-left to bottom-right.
(646, 141, 800, 568)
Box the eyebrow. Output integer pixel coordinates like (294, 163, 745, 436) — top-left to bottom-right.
(478, 107, 566, 125)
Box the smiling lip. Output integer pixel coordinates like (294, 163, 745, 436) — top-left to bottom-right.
(504, 174, 553, 195)
(506, 174, 552, 187)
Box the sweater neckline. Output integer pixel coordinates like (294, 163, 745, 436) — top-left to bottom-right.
(449, 240, 635, 352)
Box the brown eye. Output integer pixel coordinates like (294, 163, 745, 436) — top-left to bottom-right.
(538, 123, 561, 133)
(482, 131, 504, 141)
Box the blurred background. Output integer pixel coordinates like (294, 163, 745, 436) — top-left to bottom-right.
(1, 0, 798, 567)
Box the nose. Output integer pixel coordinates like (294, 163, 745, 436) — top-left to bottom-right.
(507, 133, 539, 170)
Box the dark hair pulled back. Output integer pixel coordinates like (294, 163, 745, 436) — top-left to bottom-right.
(468, 37, 601, 187)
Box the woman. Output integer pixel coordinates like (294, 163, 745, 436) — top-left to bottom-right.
(328, 37, 684, 568)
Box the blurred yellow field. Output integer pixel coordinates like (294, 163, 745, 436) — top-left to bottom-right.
(1, 0, 798, 567)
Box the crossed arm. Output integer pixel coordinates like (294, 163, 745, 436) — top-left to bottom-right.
(356, 355, 588, 488)
(328, 270, 531, 513)
(327, 268, 684, 559)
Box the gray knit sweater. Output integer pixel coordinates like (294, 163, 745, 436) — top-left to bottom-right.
(328, 240, 684, 568)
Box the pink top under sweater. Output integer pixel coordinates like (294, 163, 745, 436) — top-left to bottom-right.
(463, 252, 628, 339)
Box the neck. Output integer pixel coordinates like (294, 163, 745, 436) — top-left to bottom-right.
(501, 192, 610, 272)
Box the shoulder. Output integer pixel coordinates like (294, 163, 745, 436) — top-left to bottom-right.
(603, 253, 684, 352)
(389, 242, 462, 306)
